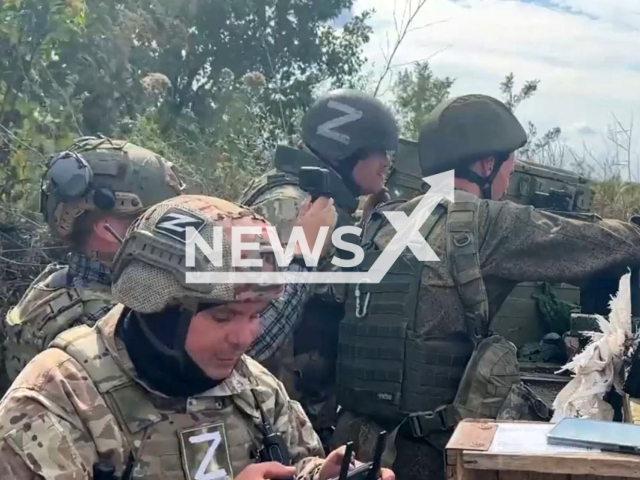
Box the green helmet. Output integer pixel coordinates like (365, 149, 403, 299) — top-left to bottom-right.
(41, 136, 185, 239)
(419, 94, 527, 177)
(300, 89, 399, 169)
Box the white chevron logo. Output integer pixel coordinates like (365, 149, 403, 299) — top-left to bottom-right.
(155, 211, 205, 243)
(185, 170, 454, 284)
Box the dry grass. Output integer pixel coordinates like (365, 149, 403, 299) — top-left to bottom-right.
(0, 204, 68, 322)
(592, 180, 640, 221)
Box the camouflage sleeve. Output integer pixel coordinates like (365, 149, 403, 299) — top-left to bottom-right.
(250, 186, 309, 245)
(0, 349, 128, 479)
(479, 200, 640, 283)
(0, 442, 39, 480)
(271, 377, 325, 480)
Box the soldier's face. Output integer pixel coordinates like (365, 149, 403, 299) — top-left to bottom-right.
(88, 214, 136, 265)
(492, 154, 516, 200)
(185, 299, 271, 379)
(352, 152, 391, 195)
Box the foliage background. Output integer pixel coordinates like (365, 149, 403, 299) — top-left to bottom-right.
(1, 0, 639, 320)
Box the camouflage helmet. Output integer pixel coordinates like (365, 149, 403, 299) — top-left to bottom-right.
(301, 89, 399, 169)
(419, 94, 527, 177)
(112, 195, 284, 313)
(41, 136, 184, 239)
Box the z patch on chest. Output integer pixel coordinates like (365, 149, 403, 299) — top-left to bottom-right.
(178, 423, 234, 480)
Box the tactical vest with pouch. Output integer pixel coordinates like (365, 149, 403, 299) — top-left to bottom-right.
(3, 263, 113, 381)
(48, 307, 287, 480)
(336, 195, 522, 438)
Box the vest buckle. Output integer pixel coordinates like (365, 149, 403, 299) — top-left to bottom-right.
(453, 232, 471, 247)
(406, 405, 455, 438)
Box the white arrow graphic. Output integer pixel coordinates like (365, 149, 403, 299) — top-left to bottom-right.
(185, 169, 455, 284)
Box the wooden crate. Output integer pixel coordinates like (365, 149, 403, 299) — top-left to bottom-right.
(446, 419, 640, 480)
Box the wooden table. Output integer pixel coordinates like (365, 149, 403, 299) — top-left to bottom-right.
(446, 419, 640, 480)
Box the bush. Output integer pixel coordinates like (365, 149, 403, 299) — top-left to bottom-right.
(592, 180, 640, 221)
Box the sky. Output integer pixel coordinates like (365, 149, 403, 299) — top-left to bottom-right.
(349, 0, 640, 175)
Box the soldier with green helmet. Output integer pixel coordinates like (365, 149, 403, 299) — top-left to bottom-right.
(0, 194, 395, 480)
(239, 89, 399, 446)
(2, 136, 185, 384)
(331, 94, 640, 480)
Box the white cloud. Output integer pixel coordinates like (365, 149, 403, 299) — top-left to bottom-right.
(569, 122, 597, 136)
(353, 0, 640, 172)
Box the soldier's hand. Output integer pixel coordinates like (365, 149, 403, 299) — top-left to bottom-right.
(236, 462, 296, 480)
(295, 197, 337, 259)
(318, 446, 396, 480)
(318, 445, 354, 480)
(379, 468, 395, 480)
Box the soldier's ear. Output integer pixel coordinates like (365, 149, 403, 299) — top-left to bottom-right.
(470, 157, 495, 178)
(92, 215, 131, 245)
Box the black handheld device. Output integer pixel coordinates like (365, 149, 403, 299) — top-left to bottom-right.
(299, 166, 332, 201)
(330, 431, 388, 480)
(256, 418, 292, 466)
(253, 389, 294, 480)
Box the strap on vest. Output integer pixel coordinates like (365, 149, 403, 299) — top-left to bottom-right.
(446, 199, 489, 341)
(361, 201, 445, 249)
(395, 200, 488, 440)
(405, 404, 460, 438)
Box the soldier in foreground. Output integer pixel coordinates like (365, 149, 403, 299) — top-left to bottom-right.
(240, 89, 399, 444)
(0, 195, 395, 480)
(332, 94, 640, 480)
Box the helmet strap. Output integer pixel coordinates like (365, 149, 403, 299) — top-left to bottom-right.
(305, 143, 363, 196)
(458, 153, 510, 200)
(335, 148, 383, 197)
(336, 161, 364, 197)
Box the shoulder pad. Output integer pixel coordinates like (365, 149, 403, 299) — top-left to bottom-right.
(238, 170, 300, 206)
(47, 265, 70, 289)
(51, 322, 129, 393)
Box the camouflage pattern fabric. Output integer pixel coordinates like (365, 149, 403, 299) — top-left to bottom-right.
(0, 305, 325, 479)
(244, 180, 351, 447)
(2, 254, 114, 384)
(333, 190, 640, 480)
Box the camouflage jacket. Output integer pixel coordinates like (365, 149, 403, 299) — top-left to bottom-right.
(2, 253, 114, 382)
(239, 146, 359, 435)
(371, 190, 640, 337)
(0, 304, 325, 480)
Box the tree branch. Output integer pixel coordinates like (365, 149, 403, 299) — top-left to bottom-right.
(373, 0, 429, 98)
(0, 123, 47, 163)
(391, 44, 450, 68)
(41, 64, 84, 137)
